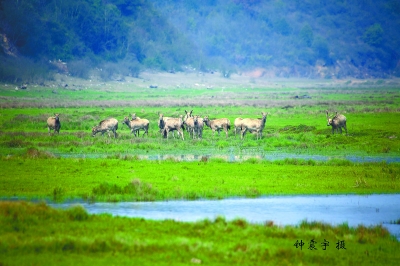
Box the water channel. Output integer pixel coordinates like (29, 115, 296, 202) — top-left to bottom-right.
(49, 194, 400, 241)
(55, 151, 400, 163)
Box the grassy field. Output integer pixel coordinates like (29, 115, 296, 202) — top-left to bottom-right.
(0, 156, 399, 202)
(0, 74, 399, 265)
(0, 76, 399, 157)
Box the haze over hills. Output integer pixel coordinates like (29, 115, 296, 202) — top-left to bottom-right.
(1, 0, 400, 83)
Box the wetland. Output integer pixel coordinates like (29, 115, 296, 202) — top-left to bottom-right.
(0, 74, 399, 265)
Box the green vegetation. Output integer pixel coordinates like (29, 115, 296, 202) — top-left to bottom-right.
(0, 201, 399, 265)
(0, 81, 399, 157)
(0, 80, 399, 265)
(1, 0, 400, 82)
(0, 156, 399, 202)
(0, 81, 399, 202)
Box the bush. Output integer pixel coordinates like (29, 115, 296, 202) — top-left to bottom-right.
(0, 56, 53, 83)
(68, 59, 92, 79)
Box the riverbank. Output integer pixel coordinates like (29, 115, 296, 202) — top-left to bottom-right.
(0, 201, 399, 266)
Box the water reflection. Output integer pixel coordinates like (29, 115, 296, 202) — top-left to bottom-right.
(50, 194, 400, 240)
(56, 152, 400, 163)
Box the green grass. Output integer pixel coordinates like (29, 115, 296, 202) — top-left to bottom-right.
(0, 81, 399, 158)
(1, 156, 399, 202)
(0, 201, 399, 266)
(0, 106, 399, 156)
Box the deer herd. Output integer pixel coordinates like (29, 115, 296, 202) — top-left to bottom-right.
(46, 110, 347, 139)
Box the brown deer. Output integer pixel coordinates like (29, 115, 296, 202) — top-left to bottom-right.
(326, 111, 347, 135)
(92, 118, 118, 138)
(193, 115, 204, 139)
(203, 116, 231, 138)
(158, 113, 179, 138)
(123, 116, 149, 137)
(162, 115, 185, 140)
(241, 112, 268, 140)
(47, 113, 61, 135)
(183, 110, 196, 139)
(234, 117, 243, 138)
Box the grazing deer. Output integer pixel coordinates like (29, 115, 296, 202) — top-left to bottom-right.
(326, 111, 347, 135)
(47, 113, 61, 135)
(241, 112, 268, 140)
(234, 117, 243, 138)
(92, 118, 118, 138)
(123, 116, 149, 137)
(203, 116, 231, 138)
(162, 115, 185, 140)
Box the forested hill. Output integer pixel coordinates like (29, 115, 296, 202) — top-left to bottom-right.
(1, 0, 400, 82)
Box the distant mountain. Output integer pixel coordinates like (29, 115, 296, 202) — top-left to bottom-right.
(150, 0, 400, 78)
(1, 0, 400, 82)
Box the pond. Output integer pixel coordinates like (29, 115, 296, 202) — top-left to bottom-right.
(49, 194, 400, 241)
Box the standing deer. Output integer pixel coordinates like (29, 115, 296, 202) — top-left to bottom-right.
(326, 111, 347, 135)
(47, 113, 61, 135)
(241, 112, 268, 140)
(234, 117, 243, 138)
(158, 113, 180, 138)
(123, 116, 149, 137)
(183, 110, 196, 139)
(92, 118, 118, 138)
(162, 115, 185, 140)
(203, 116, 231, 138)
(193, 115, 204, 139)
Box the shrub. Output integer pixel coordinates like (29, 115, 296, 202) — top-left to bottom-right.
(68, 59, 92, 79)
(0, 56, 53, 83)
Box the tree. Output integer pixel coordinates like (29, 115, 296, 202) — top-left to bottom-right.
(363, 23, 384, 47)
(299, 23, 313, 47)
(313, 36, 330, 62)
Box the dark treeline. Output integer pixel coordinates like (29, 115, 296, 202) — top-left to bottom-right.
(1, 0, 400, 82)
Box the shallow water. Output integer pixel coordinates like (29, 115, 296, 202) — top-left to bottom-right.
(49, 194, 400, 241)
(55, 151, 400, 163)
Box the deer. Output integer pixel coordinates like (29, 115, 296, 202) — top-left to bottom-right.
(183, 110, 196, 139)
(123, 116, 149, 137)
(47, 113, 61, 135)
(92, 118, 118, 138)
(162, 115, 185, 140)
(193, 115, 204, 139)
(158, 113, 181, 138)
(203, 116, 231, 138)
(241, 112, 268, 140)
(326, 110, 347, 135)
(234, 117, 244, 138)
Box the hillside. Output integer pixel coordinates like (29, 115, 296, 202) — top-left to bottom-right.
(1, 0, 400, 83)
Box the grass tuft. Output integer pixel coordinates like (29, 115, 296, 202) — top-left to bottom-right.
(91, 179, 159, 202)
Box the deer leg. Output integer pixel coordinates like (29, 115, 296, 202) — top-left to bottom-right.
(241, 128, 247, 140)
(178, 129, 184, 140)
